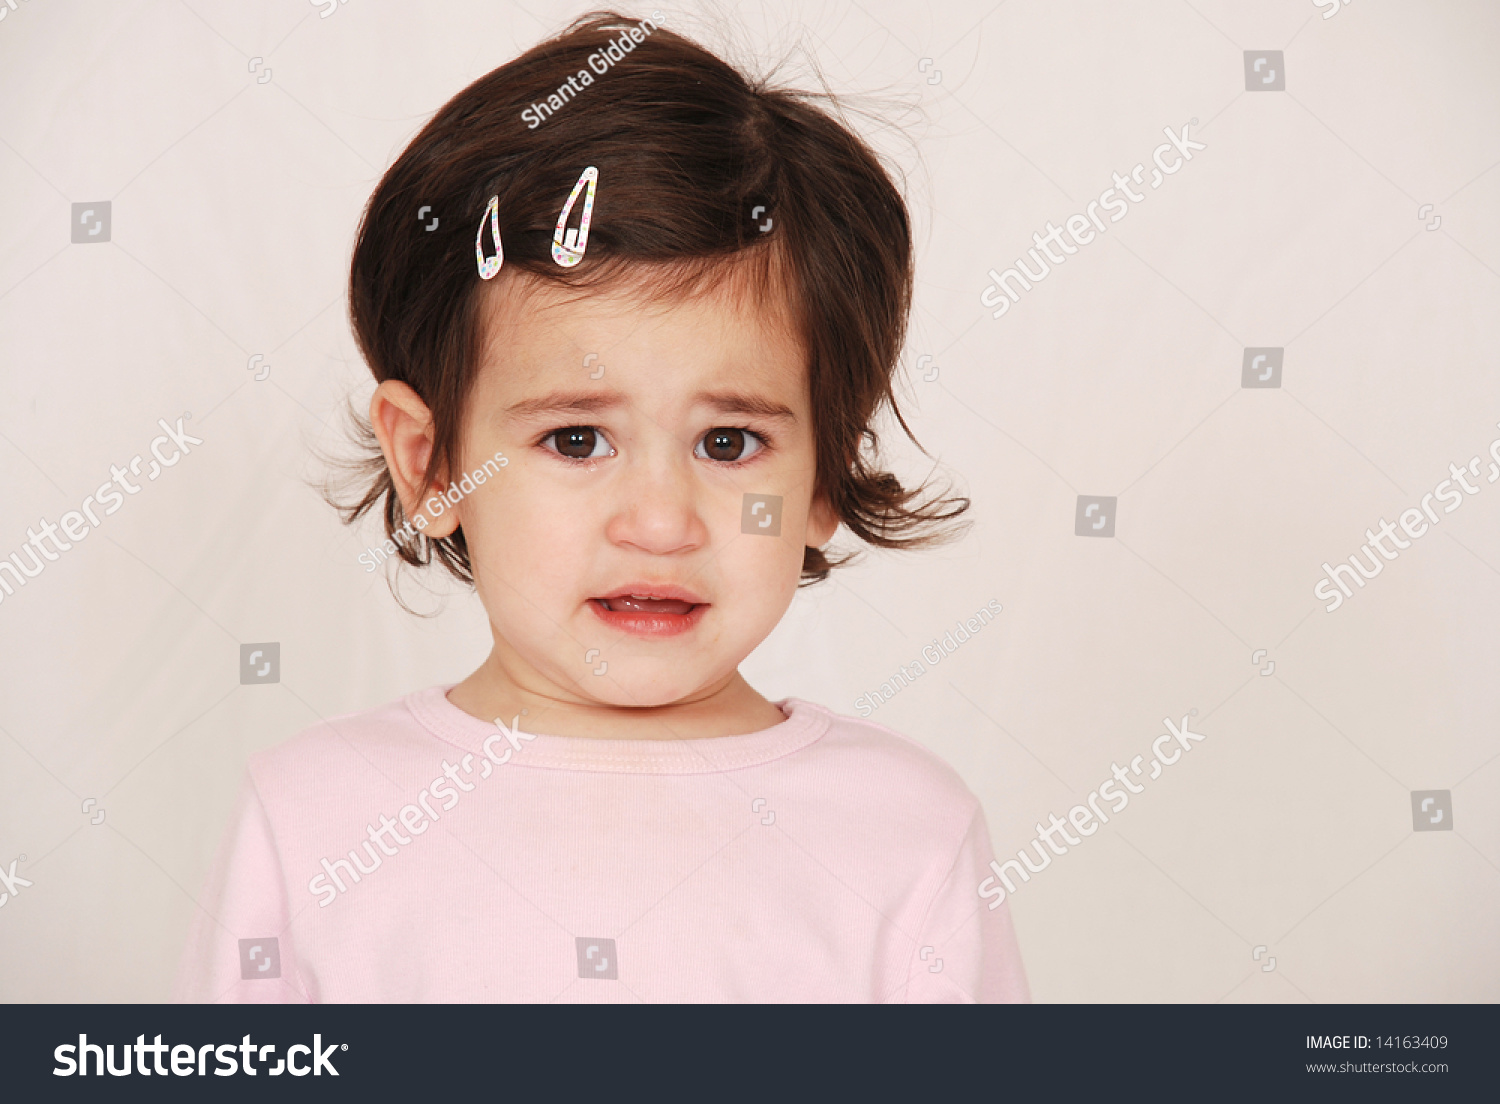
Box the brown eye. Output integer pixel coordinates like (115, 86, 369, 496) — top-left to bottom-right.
(545, 426, 610, 460)
(697, 427, 762, 462)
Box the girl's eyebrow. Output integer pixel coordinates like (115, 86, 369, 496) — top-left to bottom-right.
(698, 391, 797, 422)
(505, 391, 623, 418)
(505, 390, 797, 421)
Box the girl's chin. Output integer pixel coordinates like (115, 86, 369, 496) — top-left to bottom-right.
(562, 658, 737, 710)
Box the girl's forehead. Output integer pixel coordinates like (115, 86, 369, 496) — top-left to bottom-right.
(481, 265, 805, 364)
(471, 278, 811, 417)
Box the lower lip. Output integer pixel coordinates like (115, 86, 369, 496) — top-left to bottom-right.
(589, 598, 707, 638)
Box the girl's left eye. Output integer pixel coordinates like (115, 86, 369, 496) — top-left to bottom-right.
(695, 427, 764, 463)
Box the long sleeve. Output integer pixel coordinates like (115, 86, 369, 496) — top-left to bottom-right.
(172, 774, 311, 1003)
(902, 804, 1031, 1003)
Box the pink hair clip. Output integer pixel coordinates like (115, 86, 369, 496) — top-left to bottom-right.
(475, 194, 503, 280)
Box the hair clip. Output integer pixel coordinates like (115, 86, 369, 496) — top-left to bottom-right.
(475, 194, 503, 280)
(550, 166, 598, 267)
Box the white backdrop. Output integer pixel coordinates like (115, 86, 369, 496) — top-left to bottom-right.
(1, 0, 1497, 1002)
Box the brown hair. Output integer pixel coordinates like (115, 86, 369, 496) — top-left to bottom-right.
(337, 9, 967, 586)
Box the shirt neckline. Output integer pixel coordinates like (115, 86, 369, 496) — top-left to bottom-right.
(403, 684, 831, 774)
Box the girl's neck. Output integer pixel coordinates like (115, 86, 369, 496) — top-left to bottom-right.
(444, 654, 786, 740)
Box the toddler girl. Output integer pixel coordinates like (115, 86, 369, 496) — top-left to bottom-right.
(175, 10, 1028, 1004)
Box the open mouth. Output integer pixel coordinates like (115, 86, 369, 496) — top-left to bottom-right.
(590, 587, 707, 637)
(596, 595, 697, 615)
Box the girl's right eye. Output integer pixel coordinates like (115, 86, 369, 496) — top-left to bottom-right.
(542, 426, 614, 461)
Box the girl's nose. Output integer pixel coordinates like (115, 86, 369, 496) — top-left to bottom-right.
(603, 456, 710, 556)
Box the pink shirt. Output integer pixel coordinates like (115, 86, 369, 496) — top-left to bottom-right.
(174, 687, 1029, 1003)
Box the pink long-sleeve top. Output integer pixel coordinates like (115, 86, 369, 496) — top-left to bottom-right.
(173, 686, 1029, 1003)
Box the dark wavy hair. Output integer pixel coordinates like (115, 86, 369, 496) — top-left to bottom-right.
(334, 9, 967, 587)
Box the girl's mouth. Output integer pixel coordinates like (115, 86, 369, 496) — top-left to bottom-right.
(590, 587, 707, 637)
(597, 595, 697, 615)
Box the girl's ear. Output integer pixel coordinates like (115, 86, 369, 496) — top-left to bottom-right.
(369, 380, 461, 539)
(806, 489, 839, 549)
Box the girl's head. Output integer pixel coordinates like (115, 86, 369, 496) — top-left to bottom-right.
(340, 10, 966, 707)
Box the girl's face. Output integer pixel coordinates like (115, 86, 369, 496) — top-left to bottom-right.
(445, 269, 837, 709)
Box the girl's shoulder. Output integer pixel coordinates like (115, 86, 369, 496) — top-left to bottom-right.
(240, 687, 446, 805)
(778, 697, 983, 818)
